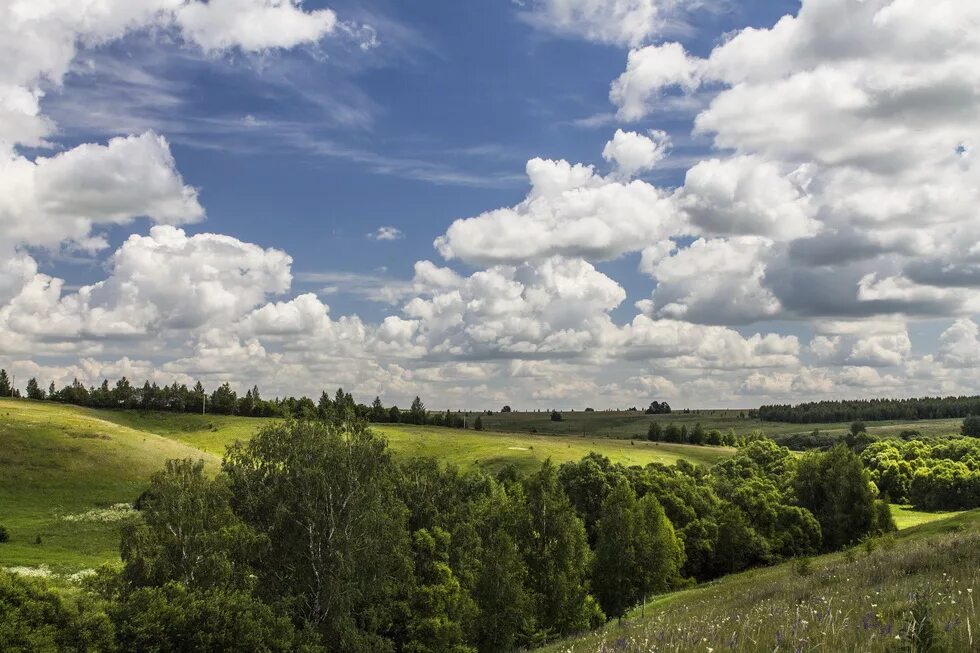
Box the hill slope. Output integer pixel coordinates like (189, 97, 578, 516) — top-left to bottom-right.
(0, 400, 219, 574)
(539, 511, 980, 653)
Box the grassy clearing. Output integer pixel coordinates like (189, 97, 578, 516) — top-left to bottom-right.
(87, 408, 266, 457)
(474, 409, 964, 442)
(539, 511, 980, 653)
(891, 505, 964, 530)
(0, 399, 217, 575)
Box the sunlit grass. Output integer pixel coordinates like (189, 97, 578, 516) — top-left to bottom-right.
(539, 511, 979, 653)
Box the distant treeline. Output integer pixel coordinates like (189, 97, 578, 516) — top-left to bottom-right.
(3, 369, 465, 428)
(758, 396, 980, 423)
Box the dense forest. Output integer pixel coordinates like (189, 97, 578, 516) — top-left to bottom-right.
(861, 438, 980, 510)
(1, 417, 895, 652)
(758, 395, 980, 423)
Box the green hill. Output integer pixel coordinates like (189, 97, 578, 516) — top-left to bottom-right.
(538, 510, 979, 653)
(0, 400, 219, 574)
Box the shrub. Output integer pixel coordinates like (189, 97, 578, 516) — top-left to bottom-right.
(961, 415, 980, 437)
(550, 410, 563, 422)
(0, 525, 8, 543)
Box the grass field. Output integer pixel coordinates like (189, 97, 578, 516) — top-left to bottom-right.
(540, 510, 980, 653)
(0, 400, 218, 575)
(471, 409, 964, 442)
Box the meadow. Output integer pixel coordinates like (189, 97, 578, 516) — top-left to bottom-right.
(539, 510, 980, 653)
(471, 408, 963, 441)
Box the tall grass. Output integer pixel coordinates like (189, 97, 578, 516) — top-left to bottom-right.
(541, 515, 978, 652)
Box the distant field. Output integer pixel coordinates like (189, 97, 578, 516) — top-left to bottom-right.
(470, 409, 964, 441)
(539, 510, 980, 653)
(376, 424, 733, 473)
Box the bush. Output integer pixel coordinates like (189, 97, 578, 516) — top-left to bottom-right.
(962, 415, 980, 437)
(550, 410, 563, 422)
(0, 525, 8, 543)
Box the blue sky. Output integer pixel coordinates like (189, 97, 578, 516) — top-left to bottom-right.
(1, 0, 978, 408)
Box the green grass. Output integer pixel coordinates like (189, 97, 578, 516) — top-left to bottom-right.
(0, 399, 218, 576)
(890, 504, 964, 530)
(539, 510, 980, 653)
(375, 424, 733, 474)
(473, 409, 964, 442)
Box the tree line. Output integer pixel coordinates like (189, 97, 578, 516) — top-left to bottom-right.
(758, 395, 980, 423)
(2, 369, 469, 428)
(1, 418, 894, 651)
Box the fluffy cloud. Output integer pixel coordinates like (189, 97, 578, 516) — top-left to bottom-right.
(0, 226, 292, 341)
(518, 0, 693, 47)
(175, 0, 338, 53)
(608, 0, 980, 324)
(434, 154, 681, 266)
(0, 132, 203, 255)
(368, 226, 405, 241)
(601, 128, 670, 177)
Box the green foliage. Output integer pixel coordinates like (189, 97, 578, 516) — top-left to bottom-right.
(520, 461, 603, 636)
(794, 445, 894, 550)
(405, 528, 477, 653)
(961, 415, 980, 437)
(862, 438, 980, 509)
(121, 459, 257, 591)
(0, 568, 115, 652)
(223, 420, 412, 651)
(592, 482, 683, 618)
(111, 582, 302, 652)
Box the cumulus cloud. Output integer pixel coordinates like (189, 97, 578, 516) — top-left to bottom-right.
(601, 128, 670, 177)
(434, 155, 681, 266)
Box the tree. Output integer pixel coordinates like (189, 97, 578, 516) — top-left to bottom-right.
(0, 568, 114, 652)
(122, 459, 256, 591)
(405, 528, 476, 653)
(25, 378, 44, 400)
(223, 420, 413, 650)
(793, 445, 894, 550)
(0, 369, 11, 397)
(519, 461, 603, 636)
(371, 396, 386, 422)
(389, 405, 401, 423)
(550, 410, 563, 422)
(411, 396, 427, 425)
(962, 415, 980, 437)
(501, 405, 512, 413)
(111, 583, 301, 652)
(473, 415, 483, 431)
(592, 482, 683, 619)
(647, 421, 663, 442)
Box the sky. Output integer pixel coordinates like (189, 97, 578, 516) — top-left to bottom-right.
(1, 0, 979, 409)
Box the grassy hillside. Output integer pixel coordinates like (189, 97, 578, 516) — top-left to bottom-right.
(539, 510, 980, 653)
(473, 409, 963, 441)
(0, 400, 218, 574)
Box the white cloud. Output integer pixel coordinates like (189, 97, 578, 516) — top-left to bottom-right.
(610, 42, 704, 121)
(517, 0, 689, 47)
(175, 0, 338, 53)
(434, 155, 681, 266)
(601, 128, 670, 177)
(368, 226, 404, 241)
